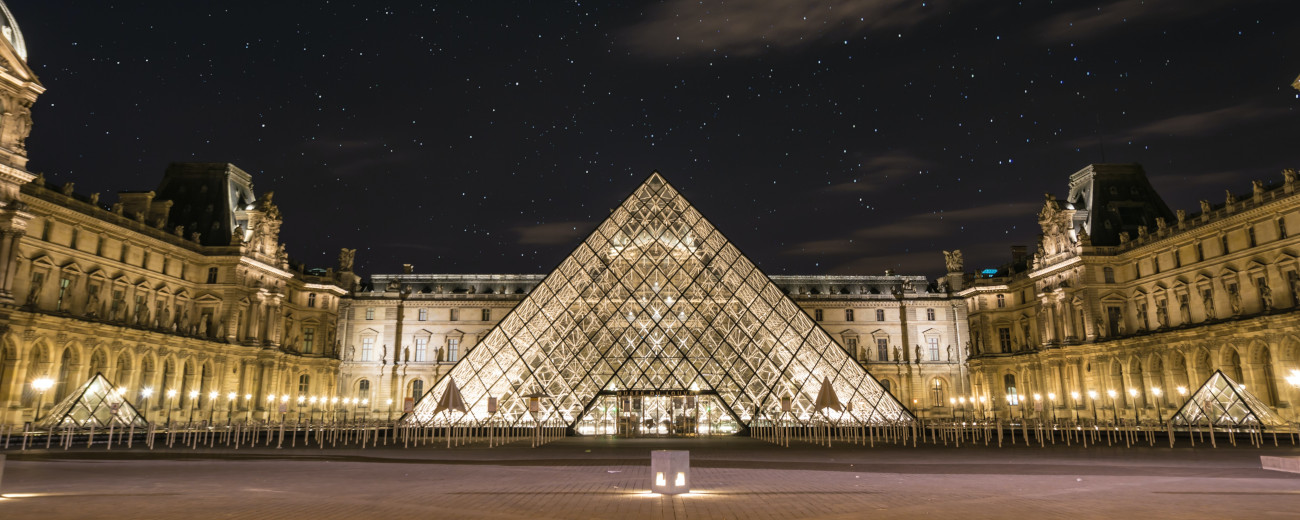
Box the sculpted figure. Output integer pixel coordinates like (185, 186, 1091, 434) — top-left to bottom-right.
(1203, 291, 1216, 320)
(1228, 286, 1242, 316)
(1261, 283, 1274, 312)
(914, 344, 922, 363)
(893, 345, 901, 362)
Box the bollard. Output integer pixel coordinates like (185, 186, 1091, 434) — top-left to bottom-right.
(650, 450, 690, 495)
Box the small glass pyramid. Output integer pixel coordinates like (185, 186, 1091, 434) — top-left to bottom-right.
(404, 172, 914, 431)
(1170, 369, 1287, 429)
(35, 372, 149, 429)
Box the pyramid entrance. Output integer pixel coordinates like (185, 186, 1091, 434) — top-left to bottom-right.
(405, 172, 914, 435)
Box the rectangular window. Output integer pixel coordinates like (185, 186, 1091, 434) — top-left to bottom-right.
(70, 227, 79, 249)
(1196, 242, 1204, 262)
(481, 308, 491, 321)
(997, 328, 1012, 353)
(813, 309, 823, 321)
(875, 309, 885, 321)
(414, 337, 427, 362)
(1280, 218, 1289, 239)
(1134, 262, 1141, 279)
(876, 338, 889, 362)
(206, 267, 218, 284)
(120, 244, 129, 263)
(40, 219, 51, 241)
(1221, 235, 1230, 256)
(142, 250, 150, 269)
(411, 380, 424, 402)
(56, 277, 71, 311)
(365, 308, 375, 320)
(927, 337, 940, 361)
(307, 293, 316, 308)
(1248, 227, 1257, 247)
(845, 309, 854, 322)
(303, 327, 315, 353)
(1153, 256, 1160, 274)
(449, 308, 460, 321)
(1173, 250, 1181, 268)
(926, 308, 936, 320)
(298, 374, 310, 395)
(996, 294, 1005, 308)
(361, 337, 374, 361)
(846, 337, 859, 360)
(447, 338, 459, 362)
(95, 236, 104, 256)
(418, 308, 428, 321)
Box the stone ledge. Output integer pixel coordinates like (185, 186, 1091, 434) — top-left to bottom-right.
(1260, 455, 1300, 473)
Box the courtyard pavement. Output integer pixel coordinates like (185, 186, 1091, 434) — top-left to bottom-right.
(1, 436, 1298, 519)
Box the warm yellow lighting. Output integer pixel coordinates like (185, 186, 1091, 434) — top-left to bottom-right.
(1176, 386, 1187, 395)
(1047, 392, 1056, 400)
(1033, 394, 1041, 401)
(166, 389, 177, 398)
(228, 392, 237, 400)
(331, 397, 339, 404)
(1286, 370, 1300, 388)
(1071, 391, 1080, 400)
(209, 391, 219, 400)
(142, 387, 154, 398)
(267, 394, 276, 401)
(1151, 387, 1162, 397)
(949, 397, 955, 404)
(32, 377, 54, 392)
(117, 386, 127, 396)
(188, 390, 199, 399)
(1127, 388, 1137, 397)
(310, 396, 318, 404)
(958, 396, 966, 404)
(281, 395, 290, 403)
(1087, 390, 1098, 400)
(297, 396, 305, 404)
(1106, 389, 1116, 398)
(386, 399, 393, 405)
(245, 393, 252, 400)
(655, 472, 665, 486)
(675, 472, 686, 486)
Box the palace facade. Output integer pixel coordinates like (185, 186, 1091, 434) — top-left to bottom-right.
(0, 1, 1296, 428)
(961, 164, 1300, 423)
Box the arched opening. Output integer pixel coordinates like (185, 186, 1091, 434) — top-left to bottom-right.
(1256, 346, 1279, 407)
(1224, 347, 1244, 384)
(929, 378, 946, 408)
(1109, 359, 1126, 408)
(55, 347, 75, 401)
(87, 349, 108, 381)
(409, 378, 424, 403)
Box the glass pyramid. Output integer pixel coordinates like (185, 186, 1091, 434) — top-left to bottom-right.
(35, 372, 149, 429)
(404, 172, 915, 430)
(1171, 370, 1287, 429)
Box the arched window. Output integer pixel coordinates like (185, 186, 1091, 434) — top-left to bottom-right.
(996, 294, 1006, 307)
(357, 379, 371, 401)
(880, 379, 892, 394)
(930, 378, 945, 406)
(307, 293, 317, 308)
(411, 379, 424, 402)
(298, 374, 310, 395)
(1003, 374, 1019, 405)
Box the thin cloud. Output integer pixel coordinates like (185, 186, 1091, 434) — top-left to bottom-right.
(783, 201, 1037, 256)
(825, 151, 933, 193)
(623, 0, 945, 57)
(513, 221, 595, 246)
(1034, 0, 1240, 43)
(1067, 103, 1289, 148)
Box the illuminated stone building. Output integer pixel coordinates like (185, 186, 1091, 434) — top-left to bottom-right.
(340, 176, 966, 430)
(0, 2, 354, 425)
(960, 164, 1300, 423)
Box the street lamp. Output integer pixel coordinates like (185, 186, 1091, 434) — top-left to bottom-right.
(1033, 394, 1042, 422)
(1087, 390, 1099, 423)
(949, 397, 956, 421)
(297, 395, 306, 422)
(31, 377, 54, 423)
(166, 389, 178, 426)
(386, 398, 394, 421)
(1070, 391, 1080, 422)
(1047, 392, 1057, 423)
(141, 387, 154, 424)
(1127, 388, 1139, 425)
(1106, 389, 1117, 424)
(188, 390, 200, 423)
(309, 396, 319, 421)
(958, 396, 967, 423)
(244, 393, 253, 423)
(1151, 387, 1164, 424)
(978, 395, 987, 420)
(227, 392, 237, 424)
(208, 391, 219, 423)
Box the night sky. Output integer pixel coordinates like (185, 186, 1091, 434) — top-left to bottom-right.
(11, 1, 1300, 279)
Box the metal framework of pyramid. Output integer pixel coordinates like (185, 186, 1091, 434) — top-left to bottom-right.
(1170, 370, 1287, 429)
(35, 372, 148, 429)
(404, 172, 915, 430)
